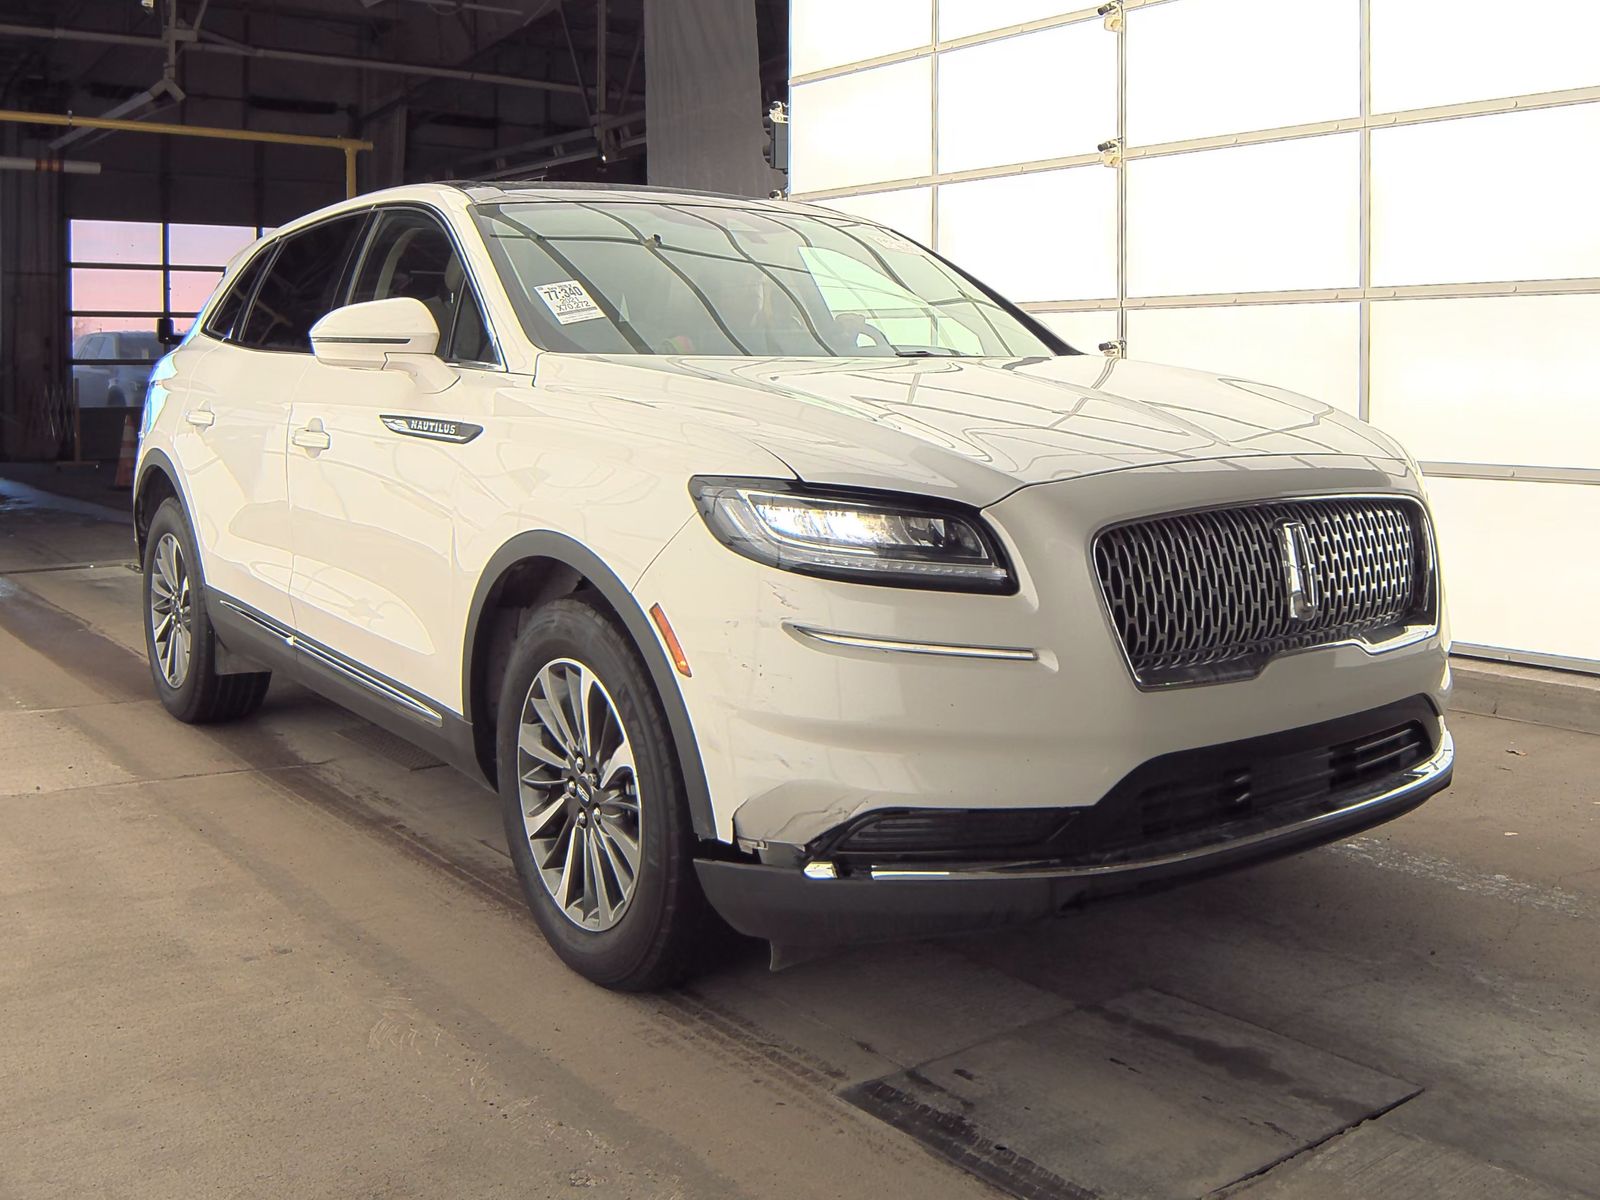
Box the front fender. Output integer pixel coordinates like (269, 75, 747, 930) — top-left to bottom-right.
(462, 529, 718, 841)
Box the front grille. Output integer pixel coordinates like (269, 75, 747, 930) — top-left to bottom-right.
(1094, 497, 1433, 687)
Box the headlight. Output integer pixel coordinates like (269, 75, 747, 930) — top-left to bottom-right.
(689, 478, 1014, 593)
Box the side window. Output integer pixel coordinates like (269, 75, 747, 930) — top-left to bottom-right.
(238, 214, 366, 352)
(202, 248, 272, 342)
(448, 286, 494, 365)
(351, 209, 497, 365)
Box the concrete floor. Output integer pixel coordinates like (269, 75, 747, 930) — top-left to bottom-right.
(2, 476, 1597, 1200)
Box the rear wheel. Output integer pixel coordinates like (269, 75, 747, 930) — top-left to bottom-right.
(142, 498, 271, 723)
(496, 597, 707, 990)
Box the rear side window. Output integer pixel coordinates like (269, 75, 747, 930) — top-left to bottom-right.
(202, 248, 273, 342)
(350, 208, 497, 366)
(238, 215, 366, 351)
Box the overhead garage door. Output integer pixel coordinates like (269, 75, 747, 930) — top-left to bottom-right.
(787, 0, 1600, 673)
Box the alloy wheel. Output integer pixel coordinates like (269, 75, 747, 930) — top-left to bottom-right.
(517, 657, 643, 931)
(149, 532, 193, 688)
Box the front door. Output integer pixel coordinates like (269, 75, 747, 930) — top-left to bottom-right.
(286, 207, 503, 712)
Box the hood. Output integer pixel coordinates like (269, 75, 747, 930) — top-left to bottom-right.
(532, 353, 1405, 506)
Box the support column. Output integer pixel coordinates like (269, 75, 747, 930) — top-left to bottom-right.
(643, 0, 777, 196)
(0, 127, 66, 460)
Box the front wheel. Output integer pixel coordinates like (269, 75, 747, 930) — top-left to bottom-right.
(496, 597, 708, 990)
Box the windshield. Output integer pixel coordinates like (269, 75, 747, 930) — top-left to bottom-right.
(472, 199, 1068, 358)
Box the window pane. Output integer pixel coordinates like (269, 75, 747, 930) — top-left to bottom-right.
(203, 250, 274, 343)
(1372, 0, 1600, 113)
(169, 223, 258, 267)
(72, 361, 156, 408)
(938, 23, 1115, 173)
(938, 167, 1118, 302)
(71, 267, 163, 312)
(1371, 104, 1600, 287)
(169, 269, 224, 313)
(350, 210, 464, 339)
(792, 0, 930, 74)
(1127, 302, 1360, 414)
(1370, 294, 1600, 470)
(789, 58, 932, 193)
(449, 293, 495, 364)
(69, 220, 161, 265)
(1033, 310, 1119, 354)
(816, 188, 933, 247)
(71, 315, 159, 341)
(240, 215, 366, 351)
(1127, 0, 1358, 146)
(1127, 134, 1359, 296)
(1427, 477, 1600, 663)
(69, 321, 162, 409)
(938, 0, 1078, 41)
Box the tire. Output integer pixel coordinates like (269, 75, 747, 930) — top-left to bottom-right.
(142, 498, 272, 724)
(496, 596, 708, 990)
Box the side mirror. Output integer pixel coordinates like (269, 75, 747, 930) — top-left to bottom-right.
(309, 296, 455, 393)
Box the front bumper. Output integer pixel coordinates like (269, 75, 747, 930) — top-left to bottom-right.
(695, 723, 1452, 947)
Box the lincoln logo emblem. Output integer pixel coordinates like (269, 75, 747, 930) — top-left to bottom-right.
(1277, 520, 1321, 620)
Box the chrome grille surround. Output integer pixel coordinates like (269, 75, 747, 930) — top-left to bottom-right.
(1093, 495, 1436, 689)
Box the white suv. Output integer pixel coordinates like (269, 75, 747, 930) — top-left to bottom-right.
(135, 182, 1453, 989)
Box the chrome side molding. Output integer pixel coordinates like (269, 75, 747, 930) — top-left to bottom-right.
(215, 597, 443, 727)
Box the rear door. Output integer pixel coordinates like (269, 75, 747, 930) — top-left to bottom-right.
(175, 214, 366, 625)
(286, 206, 503, 711)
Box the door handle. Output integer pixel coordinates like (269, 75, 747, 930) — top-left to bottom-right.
(291, 421, 331, 452)
(185, 408, 215, 428)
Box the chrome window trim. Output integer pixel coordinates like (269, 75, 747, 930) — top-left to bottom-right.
(1087, 492, 1441, 691)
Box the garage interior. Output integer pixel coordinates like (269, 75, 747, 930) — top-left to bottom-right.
(3, 3, 1599, 1200)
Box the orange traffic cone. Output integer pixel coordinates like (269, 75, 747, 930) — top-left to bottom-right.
(112, 416, 136, 490)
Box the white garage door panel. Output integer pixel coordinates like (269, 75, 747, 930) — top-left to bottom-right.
(1127, 303, 1360, 415)
(815, 188, 935, 246)
(1371, 294, 1600, 470)
(1127, 0, 1359, 147)
(1035, 310, 1119, 353)
(939, 24, 1116, 173)
(938, 168, 1118, 302)
(1371, 0, 1600, 114)
(938, 0, 1083, 42)
(789, 59, 933, 193)
(791, 0, 931, 75)
(1127, 134, 1360, 297)
(1428, 477, 1600, 663)
(1371, 104, 1600, 287)
(790, 4, 1599, 671)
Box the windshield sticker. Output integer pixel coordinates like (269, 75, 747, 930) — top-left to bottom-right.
(860, 226, 911, 251)
(533, 280, 605, 325)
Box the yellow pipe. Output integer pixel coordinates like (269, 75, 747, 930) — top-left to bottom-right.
(0, 108, 371, 196)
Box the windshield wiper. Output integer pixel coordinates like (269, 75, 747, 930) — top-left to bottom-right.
(890, 347, 961, 358)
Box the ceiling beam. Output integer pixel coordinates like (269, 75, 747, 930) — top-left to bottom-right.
(0, 20, 585, 96)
